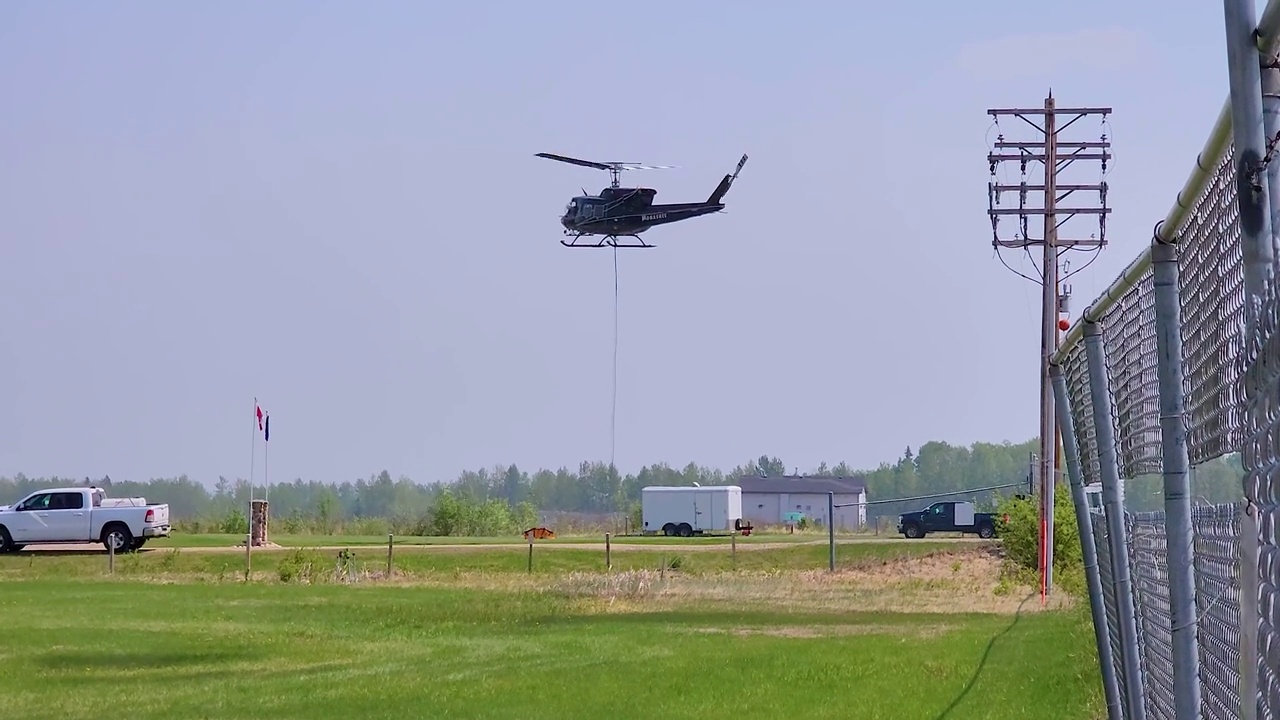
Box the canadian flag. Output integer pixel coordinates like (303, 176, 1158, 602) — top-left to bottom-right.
(255, 404, 263, 431)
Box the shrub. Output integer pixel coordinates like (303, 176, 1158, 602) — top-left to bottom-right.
(995, 487, 1085, 595)
(218, 508, 248, 535)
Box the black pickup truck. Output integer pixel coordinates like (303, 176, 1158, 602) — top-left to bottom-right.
(896, 500, 998, 539)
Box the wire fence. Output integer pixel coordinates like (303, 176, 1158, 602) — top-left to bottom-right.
(1046, 1, 1280, 717)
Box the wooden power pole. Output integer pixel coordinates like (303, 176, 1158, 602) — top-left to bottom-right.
(986, 92, 1111, 598)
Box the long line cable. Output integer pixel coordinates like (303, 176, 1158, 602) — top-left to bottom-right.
(610, 243, 619, 474)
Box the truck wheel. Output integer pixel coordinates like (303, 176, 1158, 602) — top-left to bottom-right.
(978, 524, 995, 539)
(102, 524, 134, 553)
(661, 523, 677, 536)
(903, 524, 923, 539)
(0, 527, 12, 553)
(677, 523, 693, 538)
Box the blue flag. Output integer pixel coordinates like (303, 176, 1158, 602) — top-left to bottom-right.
(264, 413, 270, 442)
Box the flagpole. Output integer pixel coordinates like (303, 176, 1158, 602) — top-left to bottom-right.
(249, 396, 257, 545)
(264, 411, 270, 505)
(249, 396, 257, 502)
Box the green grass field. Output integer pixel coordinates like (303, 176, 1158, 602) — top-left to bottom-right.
(0, 542, 1104, 720)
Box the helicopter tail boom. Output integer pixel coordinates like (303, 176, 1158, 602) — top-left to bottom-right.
(707, 153, 748, 205)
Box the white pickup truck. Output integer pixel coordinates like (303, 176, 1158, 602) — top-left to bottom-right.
(0, 487, 171, 553)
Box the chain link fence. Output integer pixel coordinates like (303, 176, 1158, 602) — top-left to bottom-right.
(1047, 4, 1280, 713)
(1054, 141, 1254, 717)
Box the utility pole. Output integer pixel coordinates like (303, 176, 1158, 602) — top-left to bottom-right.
(987, 92, 1111, 599)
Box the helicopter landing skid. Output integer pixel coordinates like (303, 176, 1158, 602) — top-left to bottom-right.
(560, 233, 654, 249)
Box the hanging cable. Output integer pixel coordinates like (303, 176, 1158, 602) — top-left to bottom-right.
(610, 243, 619, 474)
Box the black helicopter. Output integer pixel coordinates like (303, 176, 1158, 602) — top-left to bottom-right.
(535, 151, 748, 248)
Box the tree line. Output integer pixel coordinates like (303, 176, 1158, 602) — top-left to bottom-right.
(0, 438, 1249, 536)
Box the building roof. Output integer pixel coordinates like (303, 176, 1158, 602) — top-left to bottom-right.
(736, 475, 867, 495)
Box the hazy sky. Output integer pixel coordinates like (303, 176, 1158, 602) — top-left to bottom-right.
(0, 1, 1253, 487)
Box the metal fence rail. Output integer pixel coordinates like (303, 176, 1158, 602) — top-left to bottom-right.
(1042, 0, 1280, 717)
(1091, 511, 1132, 718)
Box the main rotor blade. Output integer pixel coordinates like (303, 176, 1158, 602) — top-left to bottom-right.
(535, 152, 612, 171)
(614, 163, 677, 172)
(535, 153, 677, 173)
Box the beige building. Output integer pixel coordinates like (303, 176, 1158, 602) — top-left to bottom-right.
(736, 475, 867, 530)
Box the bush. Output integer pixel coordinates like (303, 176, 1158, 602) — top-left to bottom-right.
(420, 490, 538, 537)
(995, 486, 1085, 595)
(218, 508, 248, 535)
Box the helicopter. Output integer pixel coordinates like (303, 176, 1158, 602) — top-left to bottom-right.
(535, 151, 749, 248)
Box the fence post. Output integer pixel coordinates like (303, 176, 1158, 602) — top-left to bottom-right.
(387, 533, 394, 576)
(1241, 499, 1261, 720)
(1226, 0, 1275, 714)
(1083, 320, 1147, 720)
(731, 533, 737, 569)
(108, 538, 115, 575)
(1150, 239, 1204, 719)
(828, 492, 835, 572)
(605, 532, 612, 571)
(244, 533, 252, 581)
(527, 541, 533, 573)
(1050, 362, 1124, 720)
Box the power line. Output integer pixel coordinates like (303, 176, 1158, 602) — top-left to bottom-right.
(835, 482, 1029, 509)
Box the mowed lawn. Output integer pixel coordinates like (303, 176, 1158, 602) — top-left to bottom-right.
(0, 546, 1105, 720)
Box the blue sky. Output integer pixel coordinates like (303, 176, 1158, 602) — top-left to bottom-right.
(0, 1, 1255, 487)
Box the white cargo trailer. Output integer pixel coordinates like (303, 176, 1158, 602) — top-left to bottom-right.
(641, 485, 744, 537)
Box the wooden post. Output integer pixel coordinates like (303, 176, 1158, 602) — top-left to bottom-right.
(527, 541, 533, 573)
(660, 554, 666, 580)
(108, 539, 115, 575)
(605, 532, 612, 571)
(731, 533, 737, 570)
(244, 533, 251, 581)
(386, 533, 394, 576)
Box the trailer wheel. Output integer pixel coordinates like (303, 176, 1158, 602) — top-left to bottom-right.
(677, 523, 693, 538)
(661, 523, 677, 536)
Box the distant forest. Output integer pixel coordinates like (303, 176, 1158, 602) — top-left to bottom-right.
(0, 438, 1249, 531)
